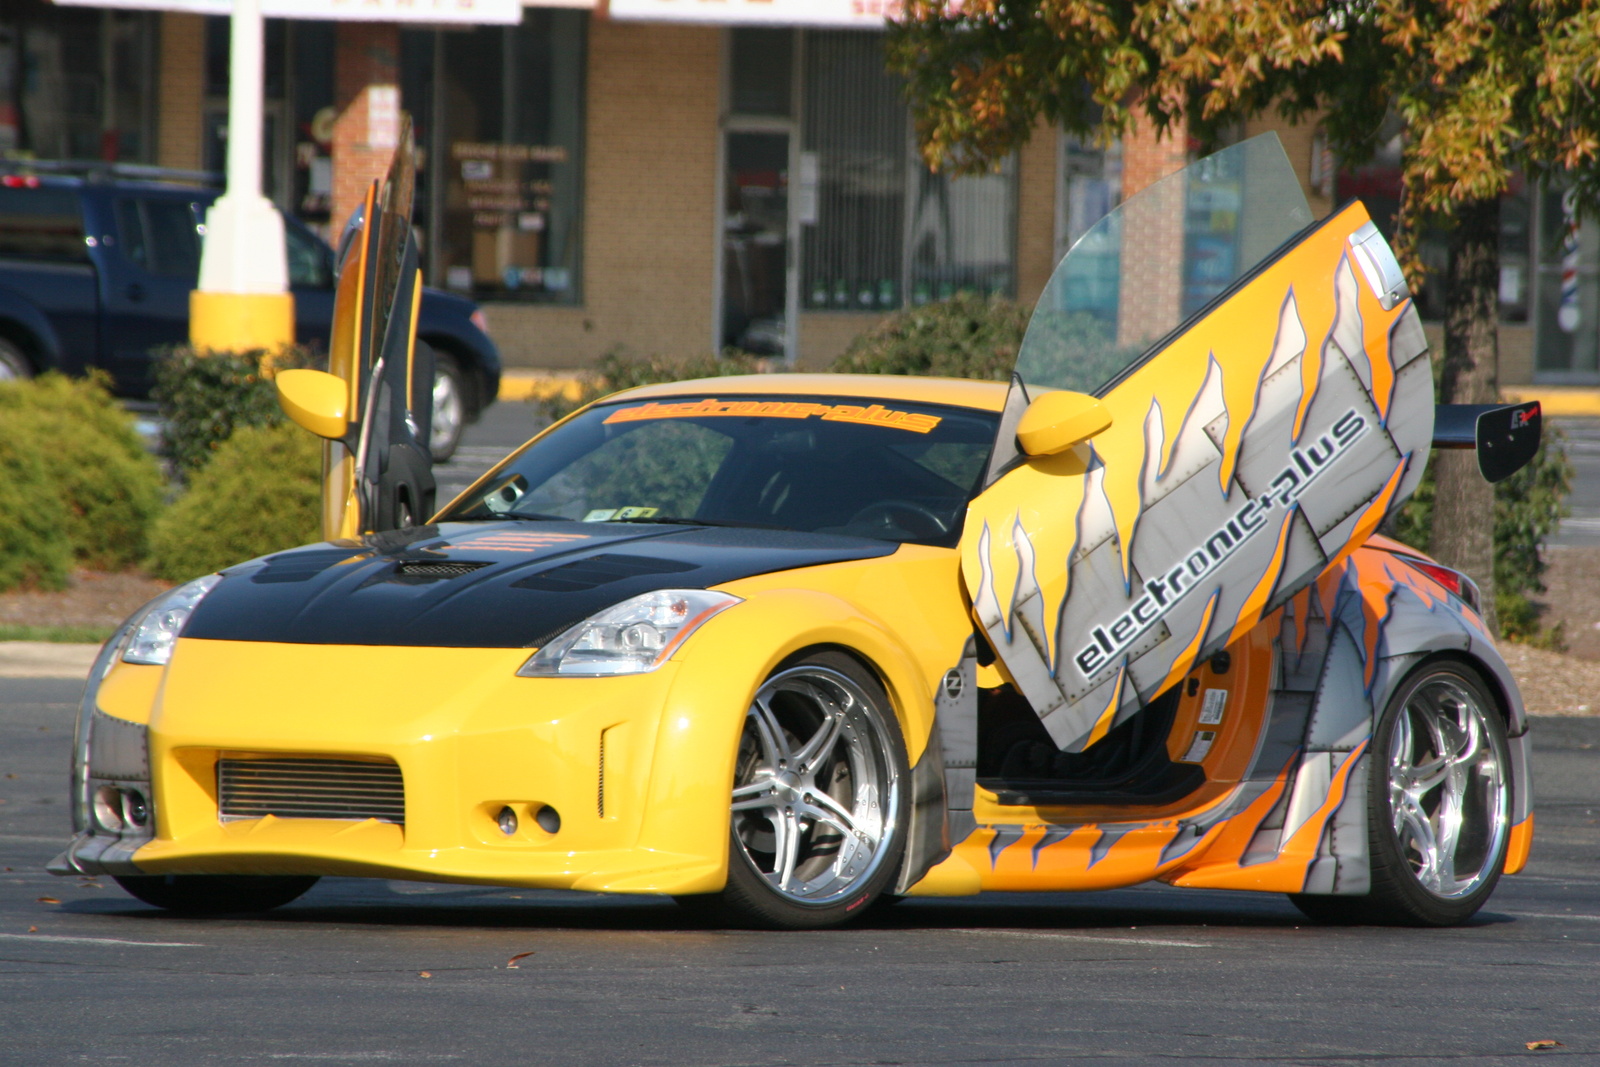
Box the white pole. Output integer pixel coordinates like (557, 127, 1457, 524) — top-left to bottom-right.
(195, 0, 288, 299)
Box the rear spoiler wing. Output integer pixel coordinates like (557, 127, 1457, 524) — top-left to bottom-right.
(1432, 402, 1542, 483)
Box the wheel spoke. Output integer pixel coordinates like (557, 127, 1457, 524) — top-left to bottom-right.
(804, 787, 871, 844)
(773, 808, 801, 891)
(748, 697, 791, 764)
(731, 778, 779, 813)
(793, 703, 847, 771)
(1396, 794, 1441, 890)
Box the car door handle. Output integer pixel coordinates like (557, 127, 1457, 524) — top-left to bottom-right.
(125, 283, 145, 302)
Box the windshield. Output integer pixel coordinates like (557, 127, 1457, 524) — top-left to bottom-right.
(440, 395, 1000, 546)
(1017, 132, 1313, 396)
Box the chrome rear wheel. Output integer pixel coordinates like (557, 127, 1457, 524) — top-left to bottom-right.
(1387, 672, 1509, 901)
(1292, 660, 1511, 926)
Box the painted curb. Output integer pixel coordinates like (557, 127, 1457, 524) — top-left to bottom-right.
(1501, 387, 1600, 418)
(498, 371, 589, 404)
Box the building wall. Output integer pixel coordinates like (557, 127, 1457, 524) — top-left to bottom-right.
(486, 19, 720, 370)
(157, 12, 205, 171)
(1015, 118, 1058, 306)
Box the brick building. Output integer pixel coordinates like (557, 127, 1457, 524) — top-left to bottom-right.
(3, 0, 1590, 386)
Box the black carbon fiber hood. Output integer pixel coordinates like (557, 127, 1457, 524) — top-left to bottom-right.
(184, 521, 896, 648)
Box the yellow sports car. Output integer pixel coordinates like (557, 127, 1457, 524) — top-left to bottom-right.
(54, 134, 1539, 929)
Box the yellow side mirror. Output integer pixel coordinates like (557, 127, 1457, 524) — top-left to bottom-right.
(1016, 390, 1112, 456)
(276, 368, 350, 440)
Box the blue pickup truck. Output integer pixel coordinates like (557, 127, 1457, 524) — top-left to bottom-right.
(0, 167, 500, 460)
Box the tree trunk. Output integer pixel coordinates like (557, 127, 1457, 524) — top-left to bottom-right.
(1429, 195, 1500, 633)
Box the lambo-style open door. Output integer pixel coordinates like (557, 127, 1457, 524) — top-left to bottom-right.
(962, 134, 1434, 753)
(284, 119, 434, 541)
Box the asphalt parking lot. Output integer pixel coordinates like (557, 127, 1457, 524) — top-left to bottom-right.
(1, 674, 1595, 1066)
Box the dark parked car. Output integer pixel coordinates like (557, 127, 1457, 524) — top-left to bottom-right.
(0, 164, 500, 459)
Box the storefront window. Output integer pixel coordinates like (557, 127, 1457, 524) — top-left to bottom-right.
(1534, 185, 1600, 381)
(799, 30, 1015, 313)
(0, 2, 156, 164)
(424, 12, 587, 305)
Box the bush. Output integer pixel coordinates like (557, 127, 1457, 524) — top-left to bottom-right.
(1389, 427, 1574, 645)
(829, 292, 1029, 380)
(0, 373, 164, 575)
(534, 347, 769, 422)
(155, 345, 319, 480)
(146, 422, 323, 583)
(0, 428, 72, 592)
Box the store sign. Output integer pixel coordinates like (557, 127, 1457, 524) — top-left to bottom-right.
(609, 0, 897, 26)
(51, 0, 524, 24)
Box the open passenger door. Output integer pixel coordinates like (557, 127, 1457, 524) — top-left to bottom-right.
(961, 134, 1434, 753)
(277, 119, 435, 540)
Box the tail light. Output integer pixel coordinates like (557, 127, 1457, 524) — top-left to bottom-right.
(1399, 556, 1481, 613)
(1, 174, 40, 188)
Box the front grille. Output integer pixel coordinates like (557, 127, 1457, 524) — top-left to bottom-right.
(218, 758, 405, 825)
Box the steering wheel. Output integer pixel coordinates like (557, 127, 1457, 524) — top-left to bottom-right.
(845, 499, 951, 539)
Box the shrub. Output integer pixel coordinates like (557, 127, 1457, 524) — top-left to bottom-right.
(0, 373, 163, 573)
(0, 428, 72, 592)
(154, 345, 319, 480)
(534, 347, 769, 422)
(1389, 426, 1574, 645)
(146, 422, 323, 583)
(829, 292, 1030, 381)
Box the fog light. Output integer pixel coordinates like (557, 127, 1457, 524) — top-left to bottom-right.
(535, 805, 560, 834)
(93, 786, 124, 831)
(497, 806, 518, 836)
(122, 789, 149, 828)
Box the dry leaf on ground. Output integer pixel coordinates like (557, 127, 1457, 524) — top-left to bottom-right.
(418, 971, 432, 978)
(506, 951, 535, 969)
(35, 897, 58, 904)
(1525, 1039, 1564, 1051)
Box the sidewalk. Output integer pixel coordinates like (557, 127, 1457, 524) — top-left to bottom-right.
(0, 643, 98, 679)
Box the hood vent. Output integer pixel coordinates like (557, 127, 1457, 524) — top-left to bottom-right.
(391, 559, 491, 582)
(513, 553, 697, 593)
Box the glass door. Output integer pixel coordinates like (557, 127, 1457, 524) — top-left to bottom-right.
(721, 129, 792, 357)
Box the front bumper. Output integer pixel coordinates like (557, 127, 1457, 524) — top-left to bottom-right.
(54, 637, 750, 895)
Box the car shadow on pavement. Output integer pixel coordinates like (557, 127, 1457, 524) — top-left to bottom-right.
(48, 878, 1521, 934)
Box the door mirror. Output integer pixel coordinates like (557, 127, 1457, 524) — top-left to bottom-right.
(276, 368, 349, 440)
(1016, 391, 1112, 456)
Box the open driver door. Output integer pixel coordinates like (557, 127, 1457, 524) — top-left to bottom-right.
(276, 118, 436, 540)
(959, 134, 1436, 753)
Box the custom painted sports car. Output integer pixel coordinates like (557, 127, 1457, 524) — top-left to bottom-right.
(54, 134, 1541, 929)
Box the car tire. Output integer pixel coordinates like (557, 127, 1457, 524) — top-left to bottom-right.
(678, 651, 911, 930)
(113, 874, 320, 915)
(0, 338, 33, 381)
(430, 351, 466, 463)
(1289, 659, 1511, 927)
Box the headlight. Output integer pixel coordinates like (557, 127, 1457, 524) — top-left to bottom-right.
(122, 575, 222, 666)
(517, 589, 741, 677)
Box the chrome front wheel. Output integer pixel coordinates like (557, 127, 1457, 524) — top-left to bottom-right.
(688, 652, 908, 928)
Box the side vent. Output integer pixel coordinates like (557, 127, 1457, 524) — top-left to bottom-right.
(597, 729, 607, 818)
